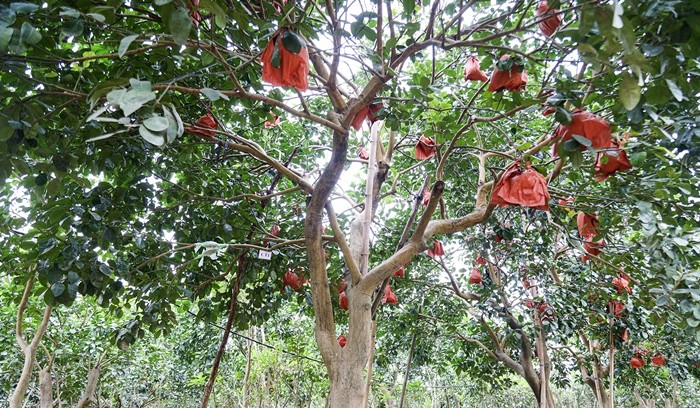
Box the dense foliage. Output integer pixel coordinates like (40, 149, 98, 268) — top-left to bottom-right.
(1, 0, 699, 406)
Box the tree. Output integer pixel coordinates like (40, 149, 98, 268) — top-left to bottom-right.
(1, 0, 699, 406)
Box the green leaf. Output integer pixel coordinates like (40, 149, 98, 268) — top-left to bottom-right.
(139, 125, 165, 146)
(51, 282, 66, 297)
(281, 29, 305, 54)
(554, 107, 573, 125)
(630, 151, 647, 166)
(201, 87, 230, 102)
(10, 2, 39, 13)
(59, 7, 80, 18)
(66, 283, 79, 300)
(155, 0, 172, 4)
(119, 89, 156, 116)
(570, 150, 584, 169)
(61, 18, 84, 37)
(271, 42, 281, 69)
(19, 22, 41, 45)
(45, 268, 63, 284)
(67, 271, 81, 284)
(98, 264, 112, 276)
(169, 7, 192, 47)
(85, 129, 128, 143)
(129, 78, 152, 91)
(656, 294, 669, 307)
(162, 106, 179, 143)
(0, 5, 16, 28)
(86, 13, 106, 22)
(571, 134, 592, 147)
(665, 79, 683, 101)
(118, 34, 138, 58)
(143, 116, 169, 132)
(402, 0, 416, 15)
(620, 73, 640, 110)
(562, 139, 581, 153)
(38, 238, 57, 255)
(199, 0, 227, 29)
(0, 27, 13, 51)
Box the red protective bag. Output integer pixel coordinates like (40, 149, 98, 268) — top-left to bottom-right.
(415, 135, 436, 160)
(186, 113, 217, 137)
(536, 1, 563, 37)
(393, 266, 405, 278)
(339, 291, 349, 311)
(651, 353, 666, 367)
(594, 142, 633, 181)
(630, 356, 644, 369)
(463, 56, 488, 82)
(469, 267, 482, 285)
(351, 102, 383, 131)
(261, 28, 309, 91)
(382, 285, 398, 304)
(356, 146, 369, 160)
(488, 55, 527, 92)
(282, 269, 303, 291)
(427, 240, 444, 257)
(552, 110, 612, 155)
(577, 213, 599, 238)
(491, 161, 551, 211)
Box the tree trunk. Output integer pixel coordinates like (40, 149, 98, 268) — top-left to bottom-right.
(38, 365, 53, 408)
(398, 328, 419, 408)
(327, 360, 366, 407)
(362, 319, 377, 408)
(10, 275, 52, 408)
(326, 289, 373, 407)
(76, 356, 104, 408)
(242, 328, 253, 408)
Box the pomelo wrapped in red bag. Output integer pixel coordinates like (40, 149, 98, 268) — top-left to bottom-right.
(488, 55, 527, 92)
(427, 240, 444, 257)
(382, 285, 398, 304)
(261, 27, 309, 91)
(612, 273, 632, 294)
(337, 335, 347, 348)
(552, 109, 612, 155)
(630, 356, 644, 369)
(415, 135, 436, 160)
(351, 102, 383, 131)
(651, 353, 666, 367)
(577, 213, 599, 238)
(463, 56, 488, 82)
(469, 267, 482, 285)
(339, 291, 349, 310)
(282, 269, 304, 291)
(594, 142, 633, 181)
(536, 1, 563, 37)
(356, 146, 369, 160)
(491, 161, 550, 211)
(186, 113, 217, 137)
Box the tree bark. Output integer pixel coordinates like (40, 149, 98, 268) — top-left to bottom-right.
(362, 319, 377, 408)
(10, 275, 52, 408)
(76, 355, 104, 408)
(38, 364, 52, 408)
(398, 327, 419, 408)
(242, 327, 253, 408)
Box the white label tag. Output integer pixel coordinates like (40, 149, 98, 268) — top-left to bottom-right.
(258, 250, 272, 260)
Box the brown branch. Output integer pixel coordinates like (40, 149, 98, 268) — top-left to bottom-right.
(154, 84, 345, 133)
(326, 203, 361, 284)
